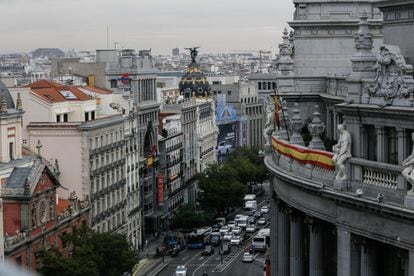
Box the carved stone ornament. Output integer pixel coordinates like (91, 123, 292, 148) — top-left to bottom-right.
(353, 11, 373, 50)
(307, 105, 325, 150)
(363, 46, 414, 100)
(402, 133, 414, 195)
(332, 124, 352, 181)
(279, 28, 294, 57)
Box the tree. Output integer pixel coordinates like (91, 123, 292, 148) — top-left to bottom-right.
(38, 227, 139, 276)
(169, 204, 213, 231)
(197, 164, 248, 215)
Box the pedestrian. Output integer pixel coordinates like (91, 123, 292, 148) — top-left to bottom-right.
(202, 271, 208, 276)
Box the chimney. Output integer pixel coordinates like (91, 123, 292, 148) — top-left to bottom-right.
(0, 95, 7, 113)
(16, 92, 22, 110)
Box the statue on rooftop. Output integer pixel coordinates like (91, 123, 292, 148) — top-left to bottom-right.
(402, 133, 414, 195)
(263, 103, 275, 148)
(332, 124, 352, 181)
(185, 47, 199, 63)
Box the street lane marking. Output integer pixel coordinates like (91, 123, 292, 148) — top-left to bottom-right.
(182, 256, 189, 261)
(192, 252, 218, 276)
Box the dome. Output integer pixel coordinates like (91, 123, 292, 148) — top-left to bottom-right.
(179, 47, 211, 98)
(0, 80, 15, 109)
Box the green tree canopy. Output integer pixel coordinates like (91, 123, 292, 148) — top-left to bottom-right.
(39, 227, 139, 276)
(169, 204, 214, 232)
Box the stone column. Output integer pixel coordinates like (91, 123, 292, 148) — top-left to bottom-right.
(277, 203, 290, 276)
(397, 128, 407, 164)
(309, 222, 324, 276)
(375, 126, 386, 163)
(270, 192, 278, 276)
(409, 250, 414, 276)
(290, 211, 304, 276)
(360, 241, 377, 276)
(337, 227, 352, 276)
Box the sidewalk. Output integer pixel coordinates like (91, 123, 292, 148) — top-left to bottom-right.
(133, 234, 168, 276)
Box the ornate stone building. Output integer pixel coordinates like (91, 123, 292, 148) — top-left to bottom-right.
(265, 1, 414, 275)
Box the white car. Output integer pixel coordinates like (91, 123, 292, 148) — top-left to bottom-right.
(232, 226, 242, 235)
(227, 221, 236, 229)
(230, 235, 243, 246)
(218, 141, 232, 155)
(257, 217, 267, 225)
(174, 265, 187, 276)
(219, 226, 230, 235)
(261, 206, 270, 214)
(223, 232, 234, 241)
(245, 224, 256, 233)
(242, 252, 254, 262)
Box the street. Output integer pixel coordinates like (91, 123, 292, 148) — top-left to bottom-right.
(157, 181, 270, 276)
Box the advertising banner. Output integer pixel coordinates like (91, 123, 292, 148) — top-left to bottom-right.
(158, 173, 164, 205)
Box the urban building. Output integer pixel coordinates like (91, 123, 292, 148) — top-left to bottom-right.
(172, 48, 180, 57)
(0, 81, 89, 272)
(31, 48, 65, 59)
(265, 1, 414, 275)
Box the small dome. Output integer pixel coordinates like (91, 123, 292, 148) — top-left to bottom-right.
(0, 80, 15, 109)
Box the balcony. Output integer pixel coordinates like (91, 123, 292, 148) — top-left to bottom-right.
(267, 136, 409, 206)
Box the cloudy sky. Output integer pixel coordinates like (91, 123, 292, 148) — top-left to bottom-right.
(0, 0, 295, 55)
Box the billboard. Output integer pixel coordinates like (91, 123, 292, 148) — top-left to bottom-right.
(158, 173, 164, 205)
(218, 122, 237, 148)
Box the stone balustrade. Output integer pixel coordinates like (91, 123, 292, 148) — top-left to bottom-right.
(4, 232, 27, 250)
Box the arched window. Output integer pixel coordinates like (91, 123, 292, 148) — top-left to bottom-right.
(258, 82, 262, 90)
(268, 82, 271, 90)
(272, 82, 276, 89)
(263, 82, 267, 90)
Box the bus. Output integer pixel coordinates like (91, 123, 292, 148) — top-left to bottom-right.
(187, 227, 212, 249)
(236, 215, 249, 229)
(252, 228, 270, 252)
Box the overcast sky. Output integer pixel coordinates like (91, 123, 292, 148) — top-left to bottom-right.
(0, 0, 295, 55)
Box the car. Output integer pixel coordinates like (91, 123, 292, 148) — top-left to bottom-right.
(212, 224, 220, 232)
(230, 235, 243, 246)
(247, 216, 256, 224)
(221, 243, 231, 254)
(175, 265, 187, 276)
(245, 224, 256, 233)
(227, 221, 237, 229)
(261, 206, 270, 214)
(232, 226, 242, 235)
(242, 252, 254, 263)
(218, 141, 232, 155)
(201, 245, 215, 255)
(223, 232, 233, 241)
(254, 211, 262, 218)
(235, 214, 243, 221)
(257, 217, 267, 225)
(219, 226, 230, 235)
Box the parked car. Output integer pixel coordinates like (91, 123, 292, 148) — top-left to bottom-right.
(201, 245, 215, 255)
(219, 226, 230, 235)
(232, 226, 242, 235)
(227, 221, 237, 229)
(247, 216, 256, 224)
(218, 141, 232, 155)
(254, 211, 262, 218)
(261, 206, 270, 214)
(257, 217, 267, 225)
(221, 243, 231, 254)
(175, 265, 187, 276)
(230, 235, 243, 246)
(242, 252, 254, 263)
(223, 232, 234, 241)
(245, 224, 256, 233)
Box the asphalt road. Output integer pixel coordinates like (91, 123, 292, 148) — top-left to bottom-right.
(157, 184, 270, 276)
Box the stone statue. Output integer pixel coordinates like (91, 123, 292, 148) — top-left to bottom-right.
(402, 133, 414, 195)
(332, 124, 352, 180)
(263, 103, 275, 148)
(185, 47, 199, 63)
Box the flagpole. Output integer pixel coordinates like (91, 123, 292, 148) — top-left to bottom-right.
(274, 88, 290, 141)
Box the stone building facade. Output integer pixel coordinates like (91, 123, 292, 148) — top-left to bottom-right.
(265, 0, 414, 275)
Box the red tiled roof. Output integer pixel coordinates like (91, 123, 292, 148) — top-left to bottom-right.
(80, 86, 113, 95)
(26, 80, 93, 103)
(56, 198, 70, 215)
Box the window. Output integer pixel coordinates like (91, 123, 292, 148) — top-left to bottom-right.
(227, 91, 232, 95)
(56, 114, 61, 122)
(63, 113, 68, 122)
(258, 82, 262, 90)
(386, 127, 398, 165)
(9, 142, 13, 160)
(85, 112, 89, 121)
(365, 125, 377, 161)
(110, 79, 118, 88)
(91, 111, 95, 120)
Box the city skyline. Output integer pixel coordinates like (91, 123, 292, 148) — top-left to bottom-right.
(0, 0, 294, 55)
